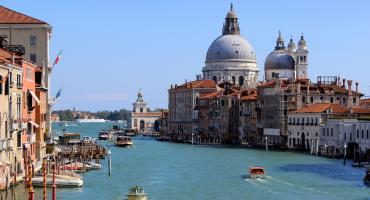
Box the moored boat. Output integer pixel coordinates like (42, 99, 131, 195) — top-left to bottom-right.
(98, 131, 112, 140)
(32, 174, 83, 188)
(115, 135, 133, 147)
(249, 166, 266, 179)
(364, 167, 370, 186)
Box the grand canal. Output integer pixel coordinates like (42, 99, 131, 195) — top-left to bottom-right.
(2, 122, 370, 199)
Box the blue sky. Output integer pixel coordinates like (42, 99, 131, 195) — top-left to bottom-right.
(2, 0, 370, 111)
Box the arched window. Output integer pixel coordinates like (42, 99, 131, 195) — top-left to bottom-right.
(238, 76, 244, 86)
(232, 76, 236, 84)
(302, 96, 306, 103)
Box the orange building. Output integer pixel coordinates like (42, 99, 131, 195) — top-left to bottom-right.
(21, 60, 39, 169)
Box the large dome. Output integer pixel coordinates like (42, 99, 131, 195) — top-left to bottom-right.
(264, 50, 295, 70)
(205, 34, 256, 63)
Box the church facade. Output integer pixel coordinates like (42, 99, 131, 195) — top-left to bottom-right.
(129, 90, 162, 133)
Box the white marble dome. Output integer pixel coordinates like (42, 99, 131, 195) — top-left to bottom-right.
(205, 34, 256, 63)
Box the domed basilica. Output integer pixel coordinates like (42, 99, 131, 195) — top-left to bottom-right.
(202, 4, 259, 89)
(202, 4, 309, 85)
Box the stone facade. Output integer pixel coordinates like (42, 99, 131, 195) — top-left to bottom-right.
(129, 90, 161, 133)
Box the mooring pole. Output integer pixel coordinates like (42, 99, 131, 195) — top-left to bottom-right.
(28, 159, 34, 200)
(52, 156, 57, 200)
(343, 143, 347, 165)
(108, 150, 112, 176)
(265, 137, 268, 152)
(43, 158, 47, 200)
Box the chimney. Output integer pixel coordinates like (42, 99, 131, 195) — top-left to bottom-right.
(342, 79, 346, 89)
(338, 76, 341, 87)
(355, 82, 359, 93)
(347, 80, 353, 96)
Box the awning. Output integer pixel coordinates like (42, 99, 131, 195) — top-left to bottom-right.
(28, 121, 39, 128)
(29, 90, 40, 105)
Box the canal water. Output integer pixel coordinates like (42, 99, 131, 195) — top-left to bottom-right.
(2, 122, 370, 200)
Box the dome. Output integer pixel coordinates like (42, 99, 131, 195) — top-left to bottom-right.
(264, 50, 295, 70)
(226, 10, 237, 18)
(205, 34, 256, 63)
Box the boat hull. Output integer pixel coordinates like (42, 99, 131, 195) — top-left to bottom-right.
(32, 175, 83, 188)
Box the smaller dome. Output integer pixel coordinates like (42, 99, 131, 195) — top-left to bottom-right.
(265, 50, 295, 70)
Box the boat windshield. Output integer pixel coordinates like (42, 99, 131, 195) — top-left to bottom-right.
(251, 168, 265, 173)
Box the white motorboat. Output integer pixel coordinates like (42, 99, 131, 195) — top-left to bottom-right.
(87, 162, 102, 170)
(32, 174, 83, 188)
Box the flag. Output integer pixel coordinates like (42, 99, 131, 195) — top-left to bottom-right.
(52, 50, 62, 66)
(53, 88, 62, 102)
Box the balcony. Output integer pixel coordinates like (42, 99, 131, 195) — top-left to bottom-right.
(3, 45, 25, 56)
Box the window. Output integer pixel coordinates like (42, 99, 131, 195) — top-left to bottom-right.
(272, 72, 279, 79)
(140, 108, 143, 113)
(331, 128, 333, 137)
(212, 76, 217, 83)
(238, 76, 244, 86)
(30, 53, 37, 63)
(16, 74, 22, 87)
(289, 138, 291, 146)
(5, 77, 9, 95)
(17, 132, 22, 147)
(232, 76, 236, 84)
(353, 98, 357, 104)
(134, 119, 137, 127)
(344, 132, 346, 141)
(310, 97, 314, 103)
(26, 68, 32, 80)
(330, 97, 333, 103)
(302, 96, 306, 103)
(362, 130, 364, 139)
(30, 35, 36, 46)
(357, 130, 359, 138)
(221, 100, 225, 106)
(367, 130, 369, 139)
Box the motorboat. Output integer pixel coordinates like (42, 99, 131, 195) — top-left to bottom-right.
(115, 136, 133, 147)
(32, 174, 83, 188)
(249, 166, 266, 179)
(364, 167, 370, 186)
(98, 130, 113, 140)
(87, 162, 102, 170)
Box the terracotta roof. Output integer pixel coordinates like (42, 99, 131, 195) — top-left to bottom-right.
(294, 103, 348, 114)
(173, 80, 216, 91)
(361, 98, 370, 105)
(352, 107, 370, 114)
(199, 91, 222, 99)
(240, 94, 257, 101)
(0, 6, 47, 24)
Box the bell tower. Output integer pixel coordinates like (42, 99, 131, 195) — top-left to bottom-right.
(296, 34, 309, 79)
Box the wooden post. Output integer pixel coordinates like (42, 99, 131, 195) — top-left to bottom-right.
(43, 158, 47, 200)
(52, 158, 56, 200)
(108, 150, 111, 176)
(24, 157, 28, 189)
(28, 159, 34, 200)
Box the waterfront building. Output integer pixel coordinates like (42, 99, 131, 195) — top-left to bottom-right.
(0, 5, 52, 145)
(196, 82, 242, 144)
(255, 77, 363, 148)
(50, 113, 60, 122)
(129, 90, 162, 133)
(239, 89, 258, 145)
(158, 110, 169, 137)
(167, 80, 216, 142)
(321, 119, 370, 155)
(202, 4, 259, 89)
(287, 103, 348, 151)
(21, 59, 39, 172)
(0, 48, 23, 189)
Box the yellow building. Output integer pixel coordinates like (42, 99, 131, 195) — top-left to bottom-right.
(0, 52, 23, 189)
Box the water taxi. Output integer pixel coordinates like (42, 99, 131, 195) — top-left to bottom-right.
(249, 166, 266, 179)
(115, 136, 133, 147)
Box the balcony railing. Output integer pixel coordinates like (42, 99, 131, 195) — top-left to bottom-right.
(3, 45, 25, 56)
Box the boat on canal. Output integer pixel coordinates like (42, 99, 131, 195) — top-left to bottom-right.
(249, 166, 266, 179)
(364, 167, 370, 186)
(98, 130, 113, 140)
(32, 174, 83, 188)
(115, 135, 133, 147)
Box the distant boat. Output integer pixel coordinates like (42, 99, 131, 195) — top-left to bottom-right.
(364, 167, 370, 186)
(76, 119, 106, 123)
(249, 166, 266, 179)
(98, 130, 113, 140)
(115, 136, 133, 147)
